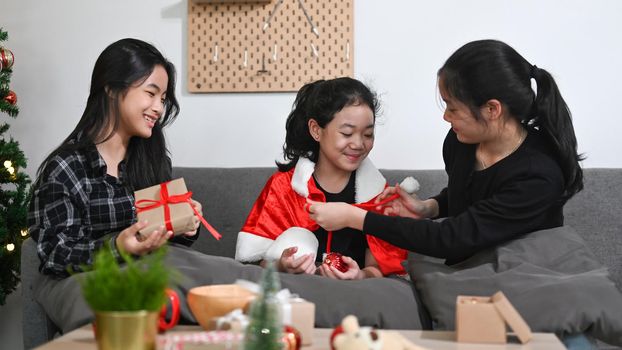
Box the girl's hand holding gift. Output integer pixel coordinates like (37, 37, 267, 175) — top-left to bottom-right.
(116, 220, 172, 256)
(184, 199, 202, 237)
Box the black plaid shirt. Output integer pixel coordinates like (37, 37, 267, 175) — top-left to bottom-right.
(28, 143, 195, 278)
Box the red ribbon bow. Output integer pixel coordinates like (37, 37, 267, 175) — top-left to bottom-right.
(135, 182, 222, 240)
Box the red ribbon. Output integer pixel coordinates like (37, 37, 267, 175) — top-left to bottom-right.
(135, 182, 222, 240)
(353, 193, 400, 211)
(318, 193, 400, 254)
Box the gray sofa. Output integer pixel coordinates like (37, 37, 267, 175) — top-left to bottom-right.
(21, 167, 622, 349)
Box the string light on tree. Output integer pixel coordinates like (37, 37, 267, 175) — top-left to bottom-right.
(21, 229, 28, 237)
(6, 244, 15, 252)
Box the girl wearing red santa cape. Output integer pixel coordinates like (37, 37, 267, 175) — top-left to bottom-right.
(235, 77, 408, 279)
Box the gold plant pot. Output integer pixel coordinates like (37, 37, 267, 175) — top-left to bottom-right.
(94, 310, 158, 350)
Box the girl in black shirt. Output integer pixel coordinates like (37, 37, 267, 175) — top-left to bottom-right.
(306, 39, 584, 264)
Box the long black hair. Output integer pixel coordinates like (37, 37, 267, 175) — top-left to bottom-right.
(36, 38, 179, 191)
(438, 39, 583, 203)
(277, 77, 379, 172)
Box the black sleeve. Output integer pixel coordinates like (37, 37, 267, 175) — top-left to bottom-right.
(363, 169, 564, 262)
(431, 187, 448, 218)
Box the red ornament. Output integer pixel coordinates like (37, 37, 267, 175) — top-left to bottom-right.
(0, 48, 14, 70)
(323, 252, 349, 273)
(281, 325, 302, 350)
(329, 324, 344, 350)
(4, 91, 17, 105)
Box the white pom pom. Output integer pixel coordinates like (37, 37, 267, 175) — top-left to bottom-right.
(400, 176, 420, 194)
(265, 227, 318, 261)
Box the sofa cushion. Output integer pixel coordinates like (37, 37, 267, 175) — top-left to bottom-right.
(172, 167, 275, 258)
(407, 226, 622, 346)
(563, 168, 622, 289)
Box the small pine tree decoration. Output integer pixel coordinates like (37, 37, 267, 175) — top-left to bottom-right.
(244, 262, 283, 350)
(0, 27, 30, 305)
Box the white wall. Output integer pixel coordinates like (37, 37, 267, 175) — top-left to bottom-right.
(1, 0, 621, 180)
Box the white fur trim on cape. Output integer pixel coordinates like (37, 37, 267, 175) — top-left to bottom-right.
(290, 157, 386, 203)
(355, 158, 386, 203)
(291, 157, 316, 198)
(235, 231, 274, 262)
(264, 227, 318, 262)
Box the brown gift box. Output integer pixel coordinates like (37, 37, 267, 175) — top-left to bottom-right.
(134, 178, 196, 237)
(456, 291, 532, 344)
(279, 297, 315, 346)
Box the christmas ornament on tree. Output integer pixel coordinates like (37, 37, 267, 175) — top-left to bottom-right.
(281, 325, 302, 350)
(323, 252, 349, 273)
(0, 47, 13, 70)
(4, 90, 16, 105)
(244, 261, 283, 350)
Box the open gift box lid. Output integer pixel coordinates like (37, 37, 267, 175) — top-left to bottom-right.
(490, 291, 532, 344)
(456, 291, 532, 344)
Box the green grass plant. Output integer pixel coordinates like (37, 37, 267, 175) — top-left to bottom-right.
(79, 246, 174, 312)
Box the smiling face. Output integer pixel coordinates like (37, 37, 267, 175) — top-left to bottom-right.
(310, 103, 375, 175)
(438, 78, 488, 144)
(117, 65, 169, 139)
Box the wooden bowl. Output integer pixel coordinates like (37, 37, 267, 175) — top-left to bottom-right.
(187, 284, 256, 330)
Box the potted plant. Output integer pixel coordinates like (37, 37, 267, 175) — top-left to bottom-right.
(79, 245, 177, 350)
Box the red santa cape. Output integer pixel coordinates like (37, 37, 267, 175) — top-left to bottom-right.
(235, 157, 407, 275)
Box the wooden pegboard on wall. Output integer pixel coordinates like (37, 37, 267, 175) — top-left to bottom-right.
(188, 0, 354, 93)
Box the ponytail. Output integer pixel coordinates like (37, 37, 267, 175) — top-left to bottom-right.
(277, 80, 325, 172)
(531, 66, 584, 202)
(277, 77, 379, 172)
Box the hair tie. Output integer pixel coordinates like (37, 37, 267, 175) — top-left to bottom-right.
(530, 65, 539, 78)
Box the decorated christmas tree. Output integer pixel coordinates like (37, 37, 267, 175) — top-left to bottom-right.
(244, 262, 283, 350)
(0, 27, 30, 305)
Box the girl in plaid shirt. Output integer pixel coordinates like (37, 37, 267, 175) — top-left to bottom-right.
(29, 38, 201, 279)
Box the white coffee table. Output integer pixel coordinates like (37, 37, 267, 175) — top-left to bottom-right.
(35, 325, 565, 349)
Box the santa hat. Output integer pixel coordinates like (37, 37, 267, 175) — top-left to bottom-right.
(264, 227, 319, 262)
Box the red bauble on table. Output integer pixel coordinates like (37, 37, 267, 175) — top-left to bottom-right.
(281, 325, 302, 350)
(323, 252, 349, 273)
(0, 47, 14, 70)
(4, 90, 17, 105)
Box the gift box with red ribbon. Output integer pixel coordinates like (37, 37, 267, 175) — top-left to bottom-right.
(134, 178, 221, 240)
